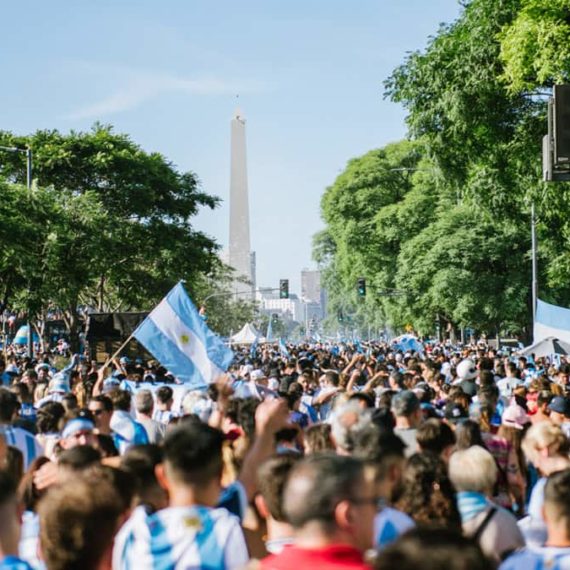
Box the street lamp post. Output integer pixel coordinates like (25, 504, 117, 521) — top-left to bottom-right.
(531, 202, 538, 325)
(0, 145, 33, 358)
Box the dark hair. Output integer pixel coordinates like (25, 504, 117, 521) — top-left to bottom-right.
(121, 444, 163, 489)
(5, 446, 24, 485)
(0, 467, 17, 506)
(36, 402, 66, 434)
(417, 420, 456, 456)
(257, 454, 300, 521)
(304, 423, 335, 453)
(108, 389, 131, 412)
(38, 475, 124, 570)
(163, 421, 224, 487)
(374, 527, 494, 570)
(96, 434, 119, 458)
(353, 424, 406, 481)
(349, 392, 375, 408)
(324, 370, 340, 387)
(155, 385, 173, 404)
(58, 446, 102, 472)
(394, 453, 461, 530)
(283, 454, 364, 530)
(544, 469, 570, 526)
(455, 420, 486, 450)
(89, 395, 113, 412)
(0, 388, 19, 422)
(18, 456, 51, 511)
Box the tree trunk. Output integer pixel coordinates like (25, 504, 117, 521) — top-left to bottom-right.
(67, 300, 81, 354)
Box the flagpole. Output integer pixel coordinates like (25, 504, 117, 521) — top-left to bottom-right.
(103, 331, 136, 368)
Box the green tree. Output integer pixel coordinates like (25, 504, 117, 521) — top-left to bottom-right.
(499, 0, 570, 92)
(0, 125, 220, 350)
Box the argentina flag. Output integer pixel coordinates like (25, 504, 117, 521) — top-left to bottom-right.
(134, 282, 234, 388)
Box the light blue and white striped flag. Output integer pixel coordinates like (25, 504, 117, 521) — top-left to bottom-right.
(278, 338, 290, 358)
(133, 282, 234, 388)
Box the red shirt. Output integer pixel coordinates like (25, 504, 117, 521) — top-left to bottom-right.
(259, 544, 370, 570)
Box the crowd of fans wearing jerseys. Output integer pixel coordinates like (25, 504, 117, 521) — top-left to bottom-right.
(0, 340, 569, 569)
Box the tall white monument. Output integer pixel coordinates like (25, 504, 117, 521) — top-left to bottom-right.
(229, 108, 255, 297)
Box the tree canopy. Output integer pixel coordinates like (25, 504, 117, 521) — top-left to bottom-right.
(315, 0, 570, 339)
(0, 125, 238, 347)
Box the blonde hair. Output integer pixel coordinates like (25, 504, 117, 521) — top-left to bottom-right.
(449, 446, 497, 494)
(522, 422, 569, 464)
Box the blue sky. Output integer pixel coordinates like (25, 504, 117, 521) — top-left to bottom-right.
(0, 0, 462, 295)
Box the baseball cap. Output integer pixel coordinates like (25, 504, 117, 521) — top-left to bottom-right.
(548, 396, 570, 416)
(457, 359, 477, 381)
(502, 403, 530, 430)
(444, 402, 469, 423)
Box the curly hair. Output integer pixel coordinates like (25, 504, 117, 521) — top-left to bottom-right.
(394, 452, 461, 530)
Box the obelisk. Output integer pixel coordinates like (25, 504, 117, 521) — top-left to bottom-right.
(229, 108, 254, 297)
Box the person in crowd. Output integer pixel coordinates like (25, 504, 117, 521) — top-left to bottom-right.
(255, 454, 300, 555)
(395, 452, 461, 530)
(120, 444, 168, 512)
(519, 421, 570, 546)
(108, 389, 149, 454)
(134, 390, 165, 444)
(375, 527, 494, 570)
(87, 395, 113, 436)
(38, 470, 129, 570)
(0, 389, 42, 470)
(392, 390, 422, 457)
(152, 385, 176, 425)
(416, 418, 456, 462)
(352, 423, 413, 548)
(259, 454, 374, 569)
(0, 469, 32, 569)
(449, 445, 524, 562)
(114, 420, 249, 569)
(500, 469, 570, 569)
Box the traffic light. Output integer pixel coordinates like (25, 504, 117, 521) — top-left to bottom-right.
(279, 279, 289, 299)
(337, 310, 344, 323)
(357, 278, 366, 297)
(554, 85, 570, 167)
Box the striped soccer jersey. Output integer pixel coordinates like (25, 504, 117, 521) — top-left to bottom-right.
(114, 504, 248, 570)
(500, 546, 570, 570)
(0, 426, 43, 471)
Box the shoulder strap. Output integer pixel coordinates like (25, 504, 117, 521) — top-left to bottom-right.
(472, 507, 497, 542)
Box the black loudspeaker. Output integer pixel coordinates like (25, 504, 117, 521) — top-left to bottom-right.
(553, 85, 570, 166)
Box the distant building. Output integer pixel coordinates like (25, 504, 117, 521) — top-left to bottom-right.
(301, 269, 321, 303)
(256, 289, 303, 323)
(301, 269, 327, 320)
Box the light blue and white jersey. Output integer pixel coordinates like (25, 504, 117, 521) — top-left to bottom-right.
(375, 507, 415, 548)
(114, 505, 248, 570)
(500, 546, 570, 570)
(19, 511, 44, 570)
(153, 409, 177, 425)
(110, 411, 149, 455)
(0, 426, 43, 471)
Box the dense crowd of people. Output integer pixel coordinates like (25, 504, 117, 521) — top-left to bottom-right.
(0, 339, 568, 569)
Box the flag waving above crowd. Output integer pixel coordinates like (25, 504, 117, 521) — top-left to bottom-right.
(133, 282, 234, 387)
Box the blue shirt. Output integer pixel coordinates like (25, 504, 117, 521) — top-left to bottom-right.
(0, 556, 33, 570)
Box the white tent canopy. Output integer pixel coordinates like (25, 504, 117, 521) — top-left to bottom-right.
(230, 323, 262, 345)
(520, 336, 570, 359)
